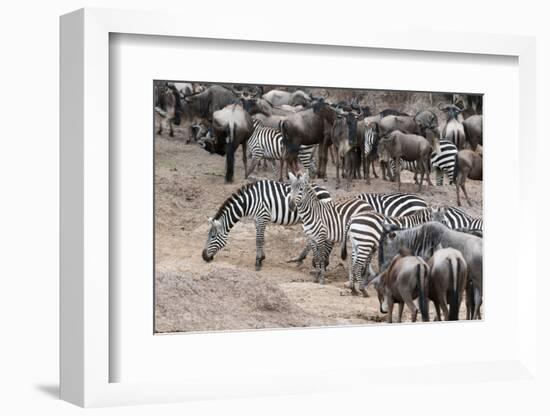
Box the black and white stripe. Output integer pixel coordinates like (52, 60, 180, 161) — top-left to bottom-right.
(387, 140, 458, 185)
(247, 120, 317, 177)
(289, 173, 380, 293)
(439, 206, 483, 234)
(203, 179, 330, 270)
(356, 192, 428, 217)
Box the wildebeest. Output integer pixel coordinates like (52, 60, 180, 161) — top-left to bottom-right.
(211, 103, 254, 183)
(377, 131, 434, 191)
(280, 98, 340, 176)
(378, 222, 482, 320)
(154, 83, 183, 137)
(182, 85, 239, 127)
(462, 115, 483, 151)
(174, 82, 194, 97)
(440, 103, 466, 149)
(454, 149, 482, 206)
(242, 97, 303, 117)
(427, 247, 467, 320)
(331, 111, 361, 189)
(262, 89, 313, 107)
(370, 249, 430, 323)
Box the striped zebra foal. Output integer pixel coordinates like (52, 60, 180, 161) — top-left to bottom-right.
(246, 120, 317, 180)
(356, 192, 428, 217)
(386, 139, 458, 186)
(288, 171, 381, 294)
(202, 179, 330, 270)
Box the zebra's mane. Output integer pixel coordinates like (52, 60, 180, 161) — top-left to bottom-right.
(212, 182, 256, 220)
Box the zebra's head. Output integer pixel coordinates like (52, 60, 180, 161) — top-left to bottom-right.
(202, 217, 228, 262)
(288, 171, 309, 210)
(430, 205, 448, 227)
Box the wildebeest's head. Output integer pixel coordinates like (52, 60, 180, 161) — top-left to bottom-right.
(377, 223, 403, 271)
(288, 171, 309, 211)
(202, 217, 228, 262)
(438, 103, 463, 120)
(377, 132, 397, 162)
(430, 205, 448, 226)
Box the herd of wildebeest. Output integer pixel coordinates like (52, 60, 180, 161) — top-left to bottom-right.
(155, 81, 483, 323)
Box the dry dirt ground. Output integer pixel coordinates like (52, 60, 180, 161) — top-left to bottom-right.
(154, 129, 483, 333)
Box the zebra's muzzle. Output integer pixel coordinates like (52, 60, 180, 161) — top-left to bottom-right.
(202, 249, 213, 262)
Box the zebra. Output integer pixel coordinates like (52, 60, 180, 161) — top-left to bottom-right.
(432, 205, 483, 234)
(387, 140, 458, 185)
(356, 192, 428, 217)
(202, 179, 330, 270)
(288, 172, 436, 295)
(363, 123, 383, 183)
(246, 120, 317, 180)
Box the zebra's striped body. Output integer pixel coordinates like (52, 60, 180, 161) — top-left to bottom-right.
(203, 180, 330, 270)
(289, 173, 378, 292)
(363, 124, 381, 182)
(440, 206, 483, 233)
(387, 140, 458, 185)
(356, 192, 428, 217)
(247, 120, 317, 178)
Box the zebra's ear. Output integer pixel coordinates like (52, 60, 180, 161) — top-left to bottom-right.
(207, 217, 214, 226)
(302, 171, 310, 182)
(435, 243, 443, 251)
(213, 219, 222, 230)
(382, 222, 399, 233)
(288, 172, 297, 182)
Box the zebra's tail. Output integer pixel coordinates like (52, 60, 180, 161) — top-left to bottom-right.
(341, 220, 352, 260)
(416, 262, 430, 322)
(448, 257, 460, 321)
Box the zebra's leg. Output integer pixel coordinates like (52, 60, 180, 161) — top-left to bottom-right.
(254, 217, 268, 271)
(247, 157, 261, 179)
(287, 239, 311, 264)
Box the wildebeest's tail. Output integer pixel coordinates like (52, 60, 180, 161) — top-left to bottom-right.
(341, 220, 352, 260)
(416, 262, 430, 322)
(448, 257, 460, 320)
(225, 122, 236, 183)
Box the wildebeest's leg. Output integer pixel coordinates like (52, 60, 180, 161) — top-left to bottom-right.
(474, 287, 482, 319)
(433, 302, 442, 321)
(169, 119, 174, 137)
(461, 180, 473, 206)
(278, 158, 285, 182)
(241, 140, 248, 178)
(371, 159, 378, 178)
(438, 293, 449, 320)
(254, 216, 268, 271)
(225, 141, 235, 183)
(397, 302, 404, 323)
(386, 297, 395, 323)
(455, 172, 463, 206)
(365, 156, 371, 184)
(465, 279, 474, 319)
(402, 292, 418, 322)
(329, 144, 336, 165)
(425, 157, 433, 187)
(395, 157, 401, 191)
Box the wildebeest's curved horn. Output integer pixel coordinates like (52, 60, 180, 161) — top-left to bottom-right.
(438, 102, 447, 111)
(317, 88, 329, 99)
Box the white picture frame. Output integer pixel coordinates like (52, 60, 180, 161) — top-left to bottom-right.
(60, 7, 539, 408)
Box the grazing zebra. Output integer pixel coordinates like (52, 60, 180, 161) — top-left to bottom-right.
(356, 192, 428, 217)
(202, 179, 330, 270)
(433, 205, 483, 234)
(387, 140, 458, 185)
(246, 120, 317, 180)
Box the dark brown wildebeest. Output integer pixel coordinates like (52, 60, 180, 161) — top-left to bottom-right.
(462, 115, 483, 151)
(378, 222, 482, 321)
(280, 98, 340, 177)
(154, 83, 183, 137)
(331, 111, 359, 189)
(377, 131, 434, 191)
(242, 97, 303, 117)
(211, 103, 255, 183)
(369, 249, 430, 323)
(427, 247, 468, 321)
(454, 149, 482, 206)
(440, 103, 466, 149)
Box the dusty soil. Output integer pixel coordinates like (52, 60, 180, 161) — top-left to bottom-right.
(154, 125, 482, 333)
